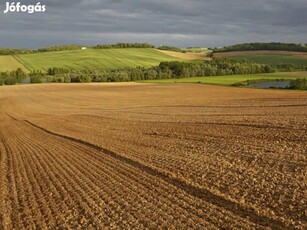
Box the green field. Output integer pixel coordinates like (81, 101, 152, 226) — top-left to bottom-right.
(14, 48, 180, 71)
(0, 56, 29, 72)
(229, 54, 307, 65)
(141, 72, 307, 86)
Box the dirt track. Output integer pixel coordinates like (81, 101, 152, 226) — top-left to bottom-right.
(0, 83, 306, 229)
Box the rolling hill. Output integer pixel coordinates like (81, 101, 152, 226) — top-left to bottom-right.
(2, 46, 307, 73)
(13, 48, 181, 71)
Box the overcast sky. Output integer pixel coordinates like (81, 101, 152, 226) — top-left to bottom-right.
(0, 0, 306, 48)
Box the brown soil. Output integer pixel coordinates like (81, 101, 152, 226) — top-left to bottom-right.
(0, 83, 306, 229)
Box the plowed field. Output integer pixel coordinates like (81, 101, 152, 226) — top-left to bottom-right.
(213, 51, 307, 65)
(0, 83, 306, 229)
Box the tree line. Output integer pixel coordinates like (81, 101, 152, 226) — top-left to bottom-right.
(0, 48, 35, 55)
(0, 46, 83, 55)
(157, 46, 183, 52)
(213, 42, 307, 53)
(275, 63, 307, 72)
(0, 43, 205, 55)
(28, 58, 274, 83)
(0, 68, 27, 85)
(3, 59, 307, 90)
(0, 43, 156, 55)
(37, 45, 83, 52)
(289, 78, 307, 90)
(94, 43, 155, 49)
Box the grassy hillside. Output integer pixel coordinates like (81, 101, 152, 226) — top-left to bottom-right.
(0, 56, 29, 72)
(214, 51, 307, 65)
(141, 72, 307, 86)
(14, 48, 180, 71)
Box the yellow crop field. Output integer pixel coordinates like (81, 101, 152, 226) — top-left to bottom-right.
(0, 56, 28, 72)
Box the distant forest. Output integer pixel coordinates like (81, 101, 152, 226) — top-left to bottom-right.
(94, 43, 155, 49)
(0, 43, 156, 55)
(213, 43, 307, 53)
(157, 46, 183, 52)
(2, 42, 307, 55)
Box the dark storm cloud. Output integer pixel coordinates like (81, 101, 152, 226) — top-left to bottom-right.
(0, 0, 306, 48)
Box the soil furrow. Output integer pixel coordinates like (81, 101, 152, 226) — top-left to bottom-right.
(4, 122, 50, 228)
(13, 124, 112, 228)
(19, 120, 215, 228)
(25, 119, 288, 229)
(13, 119, 145, 228)
(9, 122, 71, 228)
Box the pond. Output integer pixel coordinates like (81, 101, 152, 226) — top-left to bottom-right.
(248, 80, 291, 89)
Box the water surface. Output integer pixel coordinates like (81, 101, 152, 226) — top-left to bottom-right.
(248, 80, 291, 89)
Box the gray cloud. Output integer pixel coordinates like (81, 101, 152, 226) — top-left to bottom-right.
(0, 0, 306, 48)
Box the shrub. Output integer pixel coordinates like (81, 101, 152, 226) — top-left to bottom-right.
(30, 76, 43, 84)
(289, 78, 307, 90)
(70, 74, 91, 83)
(4, 77, 17, 85)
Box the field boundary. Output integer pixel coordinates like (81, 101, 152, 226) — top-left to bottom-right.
(13, 55, 32, 71)
(0, 55, 29, 72)
(16, 116, 288, 229)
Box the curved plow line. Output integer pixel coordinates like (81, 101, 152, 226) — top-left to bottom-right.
(22, 118, 287, 229)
